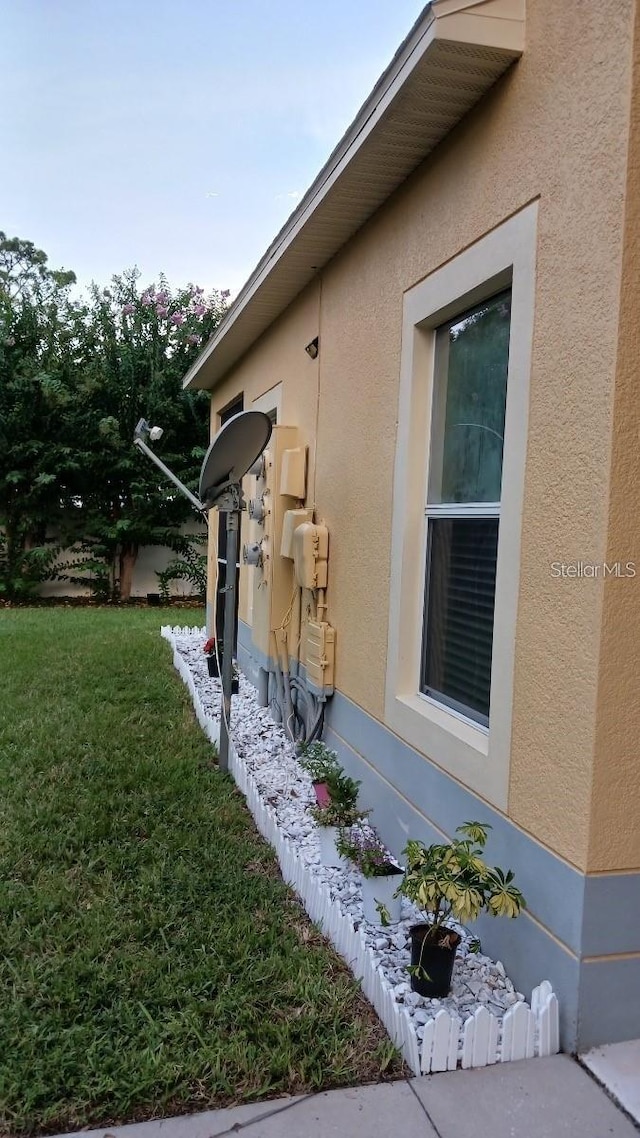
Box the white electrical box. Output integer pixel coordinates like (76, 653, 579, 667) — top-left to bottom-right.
(280, 446, 307, 499)
(305, 619, 336, 697)
(281, 508, 314, 559)
(292, 522, 329, 590)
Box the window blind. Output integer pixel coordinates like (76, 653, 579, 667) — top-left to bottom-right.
(421, 517, 499, 724)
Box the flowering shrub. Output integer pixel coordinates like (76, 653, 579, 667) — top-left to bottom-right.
(309, 769, 364, 828)
(337, 825, 400, 878)
(309, 802, 364, 829)
(297, 741, 341, 784)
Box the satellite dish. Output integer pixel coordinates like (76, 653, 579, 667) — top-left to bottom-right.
(199, 411, 272, 509)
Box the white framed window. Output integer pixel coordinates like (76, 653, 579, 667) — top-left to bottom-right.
(422, 289, 511, 727)
(385, 204, 537, 810)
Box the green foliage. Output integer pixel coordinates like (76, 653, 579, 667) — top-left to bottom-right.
(297, 741, 342, 784)
(309, 800, 364, 829)
(309, 770, 363, 828)
(0, 231, 228, 603)
(63, 269, 226, 600)
(398, 822, 525, 944)
(300, 744, 364, 826)
(0, 534, 61, 599)
(55, 537, 113, 601)
(336, 825, 399, 878)
(156, 532, 207, 602)
(0, 232, 82, 599)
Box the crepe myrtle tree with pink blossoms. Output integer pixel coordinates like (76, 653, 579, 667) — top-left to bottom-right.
(62, 269, 229, 601)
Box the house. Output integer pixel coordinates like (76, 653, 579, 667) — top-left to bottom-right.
(183, 0, 640, 1052)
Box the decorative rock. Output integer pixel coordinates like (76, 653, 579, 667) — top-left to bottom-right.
(413, 1010, 430, 1025)
(164, 627, 547, 1069)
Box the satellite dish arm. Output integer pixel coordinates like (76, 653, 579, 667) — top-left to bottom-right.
(133, 432, 205, 516)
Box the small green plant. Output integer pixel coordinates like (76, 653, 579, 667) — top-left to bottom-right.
(0, 534, 62, 601)
(56, 536, 118, 601)
(399, 822, 526, 947)
(336, 825, 399, 878)
(297, 741, 341, 784)
(156, 541, 206, 602)
(309, 769, 364, 828)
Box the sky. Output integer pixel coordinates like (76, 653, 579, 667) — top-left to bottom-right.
(1, 0, 427, 298)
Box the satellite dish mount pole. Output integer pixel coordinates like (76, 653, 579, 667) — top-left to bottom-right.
(134, 410, 272, 778)
(213, 480, 245, 772)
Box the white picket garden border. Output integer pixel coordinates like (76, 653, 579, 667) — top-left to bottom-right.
(161, 626, 560, 1076)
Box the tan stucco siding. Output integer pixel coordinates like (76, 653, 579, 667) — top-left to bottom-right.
(207, 283, 321, 626)
(588, 0, 640, 873)
(208, 0, 635, 869)
(314, 0, 633, 868)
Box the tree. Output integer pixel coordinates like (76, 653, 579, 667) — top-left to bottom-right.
(0, 233, 80, 598)
(66, 269, 227, 600)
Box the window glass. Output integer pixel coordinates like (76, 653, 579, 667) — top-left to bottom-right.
(430, 291, 511, 504)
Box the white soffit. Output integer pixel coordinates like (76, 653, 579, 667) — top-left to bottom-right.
(185, 0, 525, 391)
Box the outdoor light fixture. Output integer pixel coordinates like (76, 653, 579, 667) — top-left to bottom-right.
(305, 336, 319, 359)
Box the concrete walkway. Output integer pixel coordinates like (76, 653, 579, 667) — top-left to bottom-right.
(51, 1056, 638, 1138)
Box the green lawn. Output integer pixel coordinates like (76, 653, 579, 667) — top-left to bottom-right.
(0, 607, 401, 1137)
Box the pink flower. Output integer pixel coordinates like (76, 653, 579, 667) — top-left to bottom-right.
(170, 312, 185, 325)
(187, 334, 199, 345)
(122, 303, 135, 316)
(221, 289, 230, 300)
(194, 304, 206, 317)
(141, 292, 153, 305)
(155, 291, 168, 305)
(156, 305, 168, 318)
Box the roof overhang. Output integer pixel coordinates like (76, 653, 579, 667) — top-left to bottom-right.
(185, 0, 525, 391)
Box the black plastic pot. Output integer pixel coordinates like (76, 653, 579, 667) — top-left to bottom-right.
(206, 654, 221, 677)
(409, 924, 460, 997)
(146, 593, 161, 606)
(231, 676, 239, 695)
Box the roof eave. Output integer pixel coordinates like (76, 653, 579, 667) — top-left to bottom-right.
(184, 0, 525, 392)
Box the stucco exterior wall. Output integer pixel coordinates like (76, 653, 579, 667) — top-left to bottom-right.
(206, 285, 320, 627)
(588, 0, 640, 874)
(207, 0, 636, 872)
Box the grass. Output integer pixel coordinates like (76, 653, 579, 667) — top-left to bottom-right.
(0, 607, 403, 1137)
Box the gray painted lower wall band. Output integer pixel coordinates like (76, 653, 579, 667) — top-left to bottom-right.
(237, 620, 640, 1050)
(582, 873, 640, 957)
(579, 956, 640, 1048)
(325, 688, 585, 955)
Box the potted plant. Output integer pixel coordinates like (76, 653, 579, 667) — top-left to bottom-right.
(298, 741, 341, 807)
(203, 637, 223, 678)
(337, 825, 403, 925)
(310, 770, 364, 867)
(204, 639, 239, 691)
(398, 822, 526, 998)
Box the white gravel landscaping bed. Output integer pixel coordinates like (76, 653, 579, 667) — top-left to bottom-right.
(162, 625, 560, 1074)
